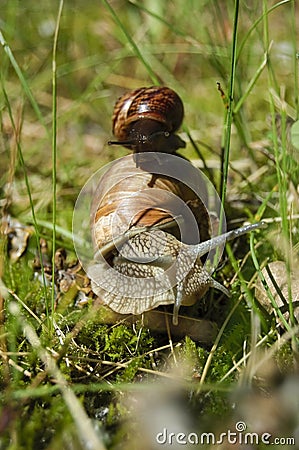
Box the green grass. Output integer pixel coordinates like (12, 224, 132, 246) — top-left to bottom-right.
(1, 1, 299, 449)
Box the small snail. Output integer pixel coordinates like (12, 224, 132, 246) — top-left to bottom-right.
(88, 87, 265, 325)
(108, 86, 186, 155)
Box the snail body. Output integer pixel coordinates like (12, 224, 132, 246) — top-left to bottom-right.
(90, 152, 220, 324)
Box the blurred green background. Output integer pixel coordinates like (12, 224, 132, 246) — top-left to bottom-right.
(1, 0, 297, 230)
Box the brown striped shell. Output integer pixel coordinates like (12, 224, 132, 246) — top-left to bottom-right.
(91, 156, 211, 252)
(110, 86, 185, 153)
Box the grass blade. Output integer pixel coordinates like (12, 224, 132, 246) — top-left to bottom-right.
(50, 0, 64, 333)
(233, 44, 271, 115)
(0, 30, 50, 138)
(1, 83, 50, 314)
(102, 0, 160, 84)
(220, 0, 239, 210)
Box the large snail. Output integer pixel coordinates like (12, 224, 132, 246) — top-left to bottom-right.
(87, 86, 264, 325)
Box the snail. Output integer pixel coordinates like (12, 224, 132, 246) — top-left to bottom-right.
(108, 86, 186, 157)
(88, 87, 265, 325)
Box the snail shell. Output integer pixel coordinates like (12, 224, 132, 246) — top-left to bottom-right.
(91, 156, 211, 250)
(109, 86, 186, 154)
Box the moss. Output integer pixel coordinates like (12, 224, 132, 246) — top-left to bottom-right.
(275, 341, 297, 374)
(0, 395, 73, 450)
